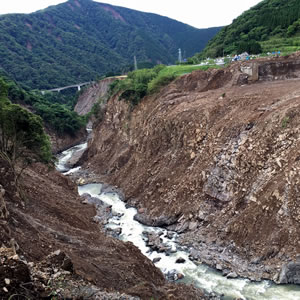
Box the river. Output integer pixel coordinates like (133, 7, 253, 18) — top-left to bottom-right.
(56, 141, 300, 300)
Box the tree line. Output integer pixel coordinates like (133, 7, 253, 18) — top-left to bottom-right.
(193, 0, 300, 59)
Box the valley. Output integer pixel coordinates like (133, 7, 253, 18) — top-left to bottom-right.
(78, 55, 300, 298)
(1, 0, 300, 299)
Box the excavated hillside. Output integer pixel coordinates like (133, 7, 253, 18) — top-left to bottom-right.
(83, 55, 300, 282)
(0, 160, 207, 299)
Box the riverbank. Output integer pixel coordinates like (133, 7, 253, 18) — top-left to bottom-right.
(60, 160, 299, 300)
(72, 58, 300, 298)
(1, 150, 213, 299)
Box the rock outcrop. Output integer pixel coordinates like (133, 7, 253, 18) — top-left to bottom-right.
(83, 56, 300, 282)
(279, 259, 300, 284)
(47, 127, 87, 154)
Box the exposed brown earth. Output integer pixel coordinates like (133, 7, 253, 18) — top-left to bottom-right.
(0, 159, 208, 299)
(83, 56, 300, 282)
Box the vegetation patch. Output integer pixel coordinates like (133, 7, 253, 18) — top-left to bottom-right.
(0, 78, 52, 195)
(282, 116, 290, 128)
(110, 64, 218, 107)
(0, 0, 221, 90)
(2, 76, 85, 136)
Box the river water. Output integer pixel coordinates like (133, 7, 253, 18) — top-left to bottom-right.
(57, 142, 300, 300)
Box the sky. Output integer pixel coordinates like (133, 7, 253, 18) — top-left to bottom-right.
(0, 0, 262, 28)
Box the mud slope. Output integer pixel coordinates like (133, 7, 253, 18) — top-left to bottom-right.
(84, 58, 300, 281)
(0, 162, 206, 299)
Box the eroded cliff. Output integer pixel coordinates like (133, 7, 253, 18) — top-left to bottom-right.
(84, 57, 300, 282)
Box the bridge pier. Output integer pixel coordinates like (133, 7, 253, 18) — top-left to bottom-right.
(77, 85, 81, 91)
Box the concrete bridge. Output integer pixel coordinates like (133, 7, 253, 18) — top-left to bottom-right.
(41, 81, 94, 95)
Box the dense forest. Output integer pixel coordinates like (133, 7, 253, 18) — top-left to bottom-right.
(0, 73, 85, 136)
(0, 0, 221, 90)
(193, 0, 300, 59)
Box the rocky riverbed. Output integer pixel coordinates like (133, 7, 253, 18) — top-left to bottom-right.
(59, 162, 299, 300)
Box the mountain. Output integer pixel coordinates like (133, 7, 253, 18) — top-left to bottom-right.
(193, 0, 300, 59)
(0, 0, 221, 90)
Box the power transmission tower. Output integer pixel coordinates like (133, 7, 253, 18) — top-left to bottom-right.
(178, 48, 182, 63)
(134, 56, 138, 70)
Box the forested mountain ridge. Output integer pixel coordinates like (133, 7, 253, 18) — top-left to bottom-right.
(0, 0, 221, 90)
(194, 0, 300, 59)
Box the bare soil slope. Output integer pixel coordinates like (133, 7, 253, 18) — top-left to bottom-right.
(84, 57, 300, 281)
(0, 162, 206, 299)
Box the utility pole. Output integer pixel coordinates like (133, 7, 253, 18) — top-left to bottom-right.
(178, 48, 182, 64)
(134, 56, 138, 70)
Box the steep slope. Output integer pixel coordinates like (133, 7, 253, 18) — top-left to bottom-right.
(83, 56, 300, 282)
(74, 77, 117, 116)
(194, 0, 300, 59)
(0, 0, 221, 89)
(0, 160, 208, 299)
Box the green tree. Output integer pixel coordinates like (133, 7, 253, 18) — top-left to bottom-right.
(237, 40, 262, 54)
(0, 78, 51, 194)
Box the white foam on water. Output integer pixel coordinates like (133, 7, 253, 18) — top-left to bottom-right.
(55, 142, 87, 172)
(64, 166, 81, 175)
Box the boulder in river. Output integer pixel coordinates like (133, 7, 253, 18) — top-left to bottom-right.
(100, 184, 125, 201)
(175, 257, 186, 264)
(134, 213, 178, 227)
(106, 227, 122, 238)
(189, 248, 201, 261)
(226, 272, 238, 279)
(158, 244, 171, 253)
(144, 232, 172, 253)
(166, 231, 175, 239)
(166, 269, 178, 281)
(165, 270, 184, 281)
(152, 257, 161, 264)
(78, 178, 86, 185)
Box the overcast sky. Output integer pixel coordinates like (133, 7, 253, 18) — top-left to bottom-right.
(0, 0, 262, 28)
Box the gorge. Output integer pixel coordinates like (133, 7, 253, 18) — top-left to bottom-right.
(47, 54, 300, 299)
(57, 139, 300, 299)
(1, 0, 300, 299)
(1, 53, 300, 300)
